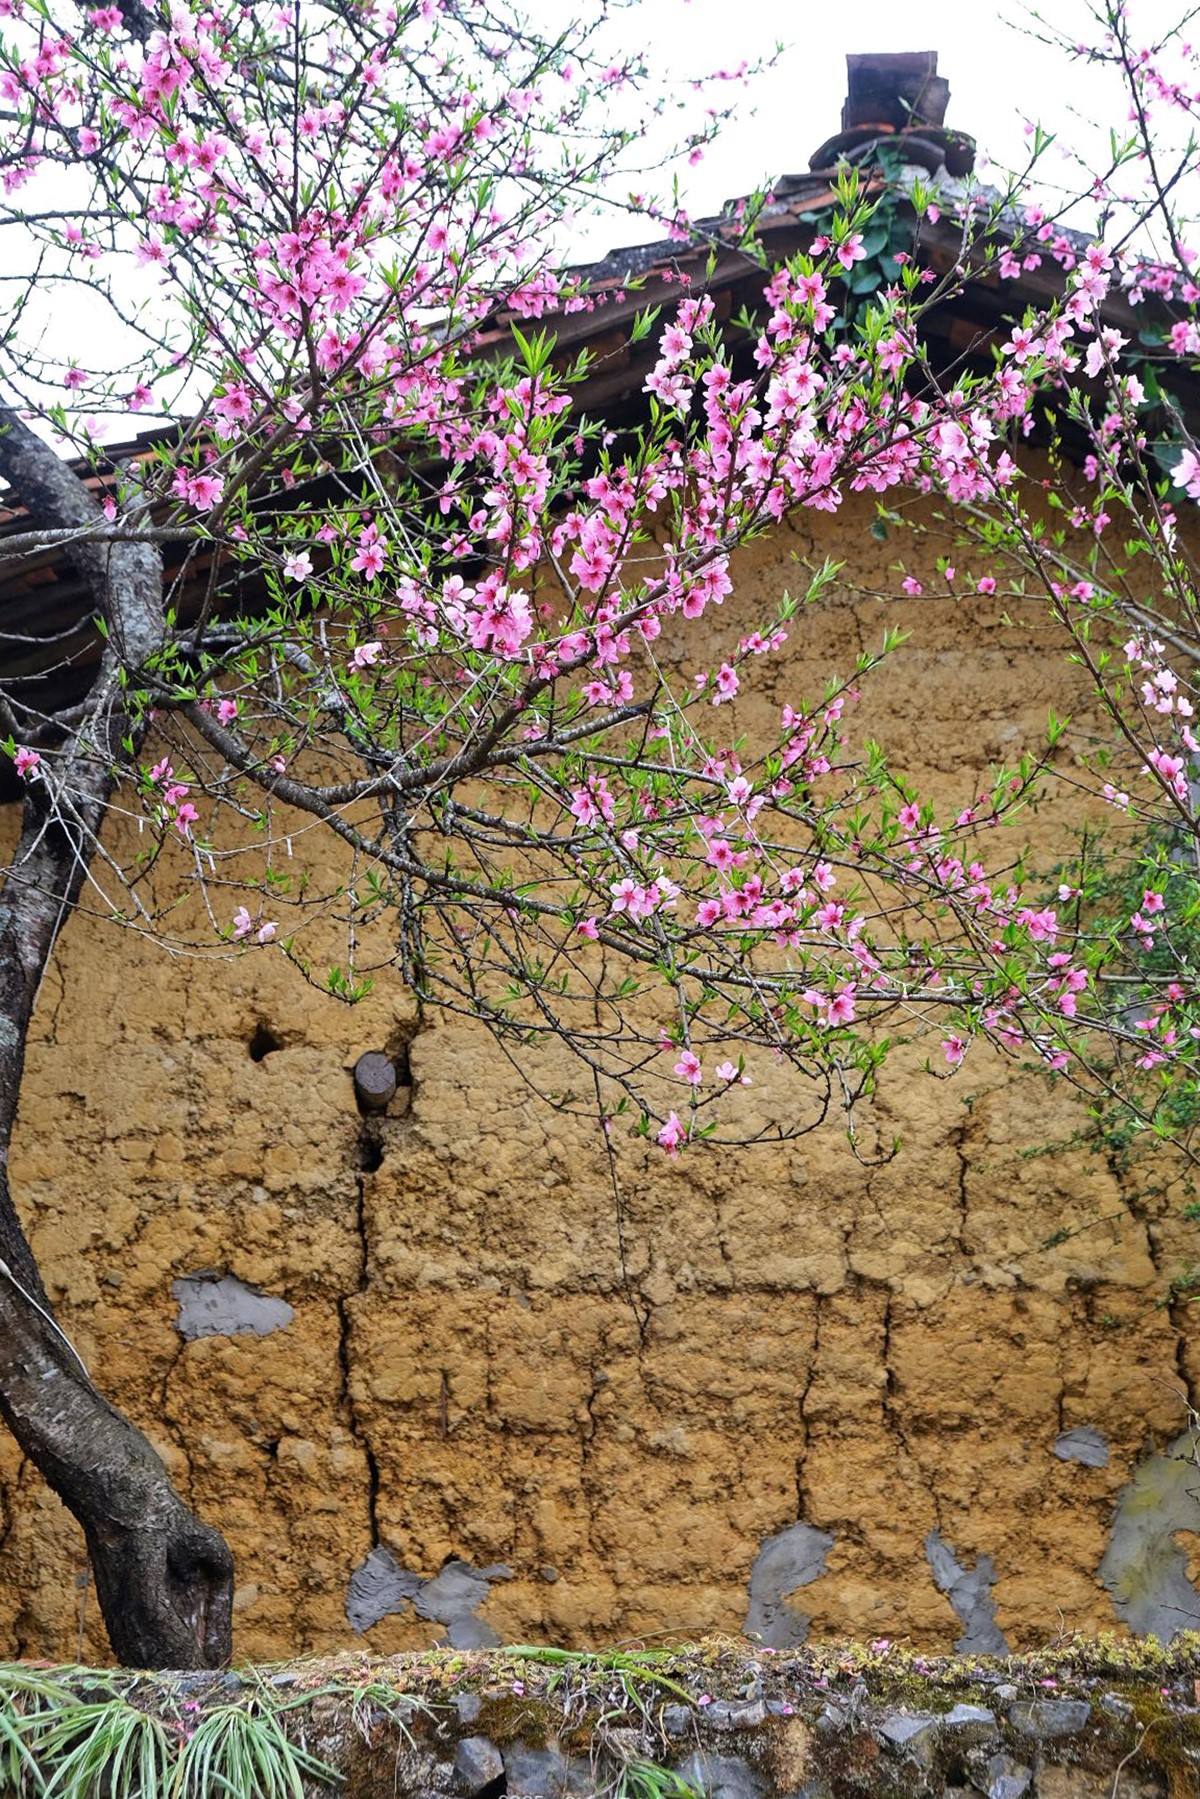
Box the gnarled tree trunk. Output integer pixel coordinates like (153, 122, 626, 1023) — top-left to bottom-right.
(0, 407, 234, 1668)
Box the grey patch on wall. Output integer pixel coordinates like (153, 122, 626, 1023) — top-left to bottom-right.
(346, 1549, 513, 1644)
(1053, 1427, 1110, 1468)
(172, 1274, 294, 1340)
(743, 1522, 834, 1647)
(1099, 1429, 1200, 1641)
(345, 1547, 422, 1632)
(925, 1531, 1010, 1654)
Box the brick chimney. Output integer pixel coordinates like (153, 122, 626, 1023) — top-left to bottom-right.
(809, 52, 975, 178)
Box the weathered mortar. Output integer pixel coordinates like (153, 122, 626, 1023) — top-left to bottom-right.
(1, 488, 1198, 1662)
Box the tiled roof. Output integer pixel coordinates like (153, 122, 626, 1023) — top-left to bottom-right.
(0, 52, 1189, 727)
(0, 168, 873, 722)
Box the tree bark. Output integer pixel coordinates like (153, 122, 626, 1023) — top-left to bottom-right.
(0, 408, 235, 1667)
(0, 1183, 234, 1667)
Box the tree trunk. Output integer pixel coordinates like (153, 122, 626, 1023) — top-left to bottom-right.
(0, 408, 235, 1667)
(0, 1198, 234, 1668)
(0, 794, 235, 1668)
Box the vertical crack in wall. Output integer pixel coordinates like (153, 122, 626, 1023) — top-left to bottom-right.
(580, 1365, 604, 1470)
(1142, 1205, 1198, 1417)
(795, 1296, 822, 1522)
(1159, 1225, 1199, 1418)
(709, 1188, 736, 1294)
(951, 1114, 971, 1263)
(338, 1128, 381, 1548)
(593, 1082, 650, 1345)
(1106, 1155, 1193, 1418)
(1169, 1291, 1198, 1416)
(880, 1285, 942, 1537)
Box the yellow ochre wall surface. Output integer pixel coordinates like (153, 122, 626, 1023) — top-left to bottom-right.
(1, 491, 1194, 1662)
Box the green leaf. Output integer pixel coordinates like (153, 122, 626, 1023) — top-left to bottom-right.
(627, 306, 661, 345)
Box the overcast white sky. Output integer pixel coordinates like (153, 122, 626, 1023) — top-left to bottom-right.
(647, 0, 1056, 201)
(17, 0, 1188, 439)
(577, 0, 1167, 258)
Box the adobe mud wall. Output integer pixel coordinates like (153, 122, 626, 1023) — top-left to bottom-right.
(3, 493, 1199, 1663)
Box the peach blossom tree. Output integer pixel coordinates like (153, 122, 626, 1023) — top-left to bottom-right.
(0, 0, 1198, 1664)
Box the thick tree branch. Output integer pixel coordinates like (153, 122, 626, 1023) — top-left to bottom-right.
(0, 403, 234, 1668)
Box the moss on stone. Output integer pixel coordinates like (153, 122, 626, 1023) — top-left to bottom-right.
(8, 1639, 1200, 1798)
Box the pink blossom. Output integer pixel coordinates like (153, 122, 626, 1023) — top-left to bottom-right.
(232, 906, 253, 939)
(1018, 907, 1058, 944)
(350, 527, 387, 578)
(570, 780, 616, 828)
(1173, 448, 1200, 499)
(283, 550, 312, 581)
(12, 745, 40, 778)
(1083, 327, 1127, 377)
(174, 802, 200, 836)
(217, 699, 238, 725)
(657, 1112, 685, 1155)
(826, 985, 856, 1026)
(1147, 746, 1188, 797)
(212, 384, 253, 429)
(942, 1035, 966, 1066)
(187, 473, 224, 512)
(713, 663, 739, 704)
(715, 1060, 751, 1085)
(351, 641, 383, 670)
(674, 1050, 702, 1085)
(256, 921, 277, 943)
(1002, 325, 1038, 363)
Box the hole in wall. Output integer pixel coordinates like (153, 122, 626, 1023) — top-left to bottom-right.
(358, 1127, 384, 1173)
(351, 1031, 417, 1119)
(391, 1037, 412, 1087)
(248, 1021, 283, 1062)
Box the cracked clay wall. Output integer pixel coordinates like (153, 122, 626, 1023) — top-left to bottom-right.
(3, 488, 1200, 1663)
